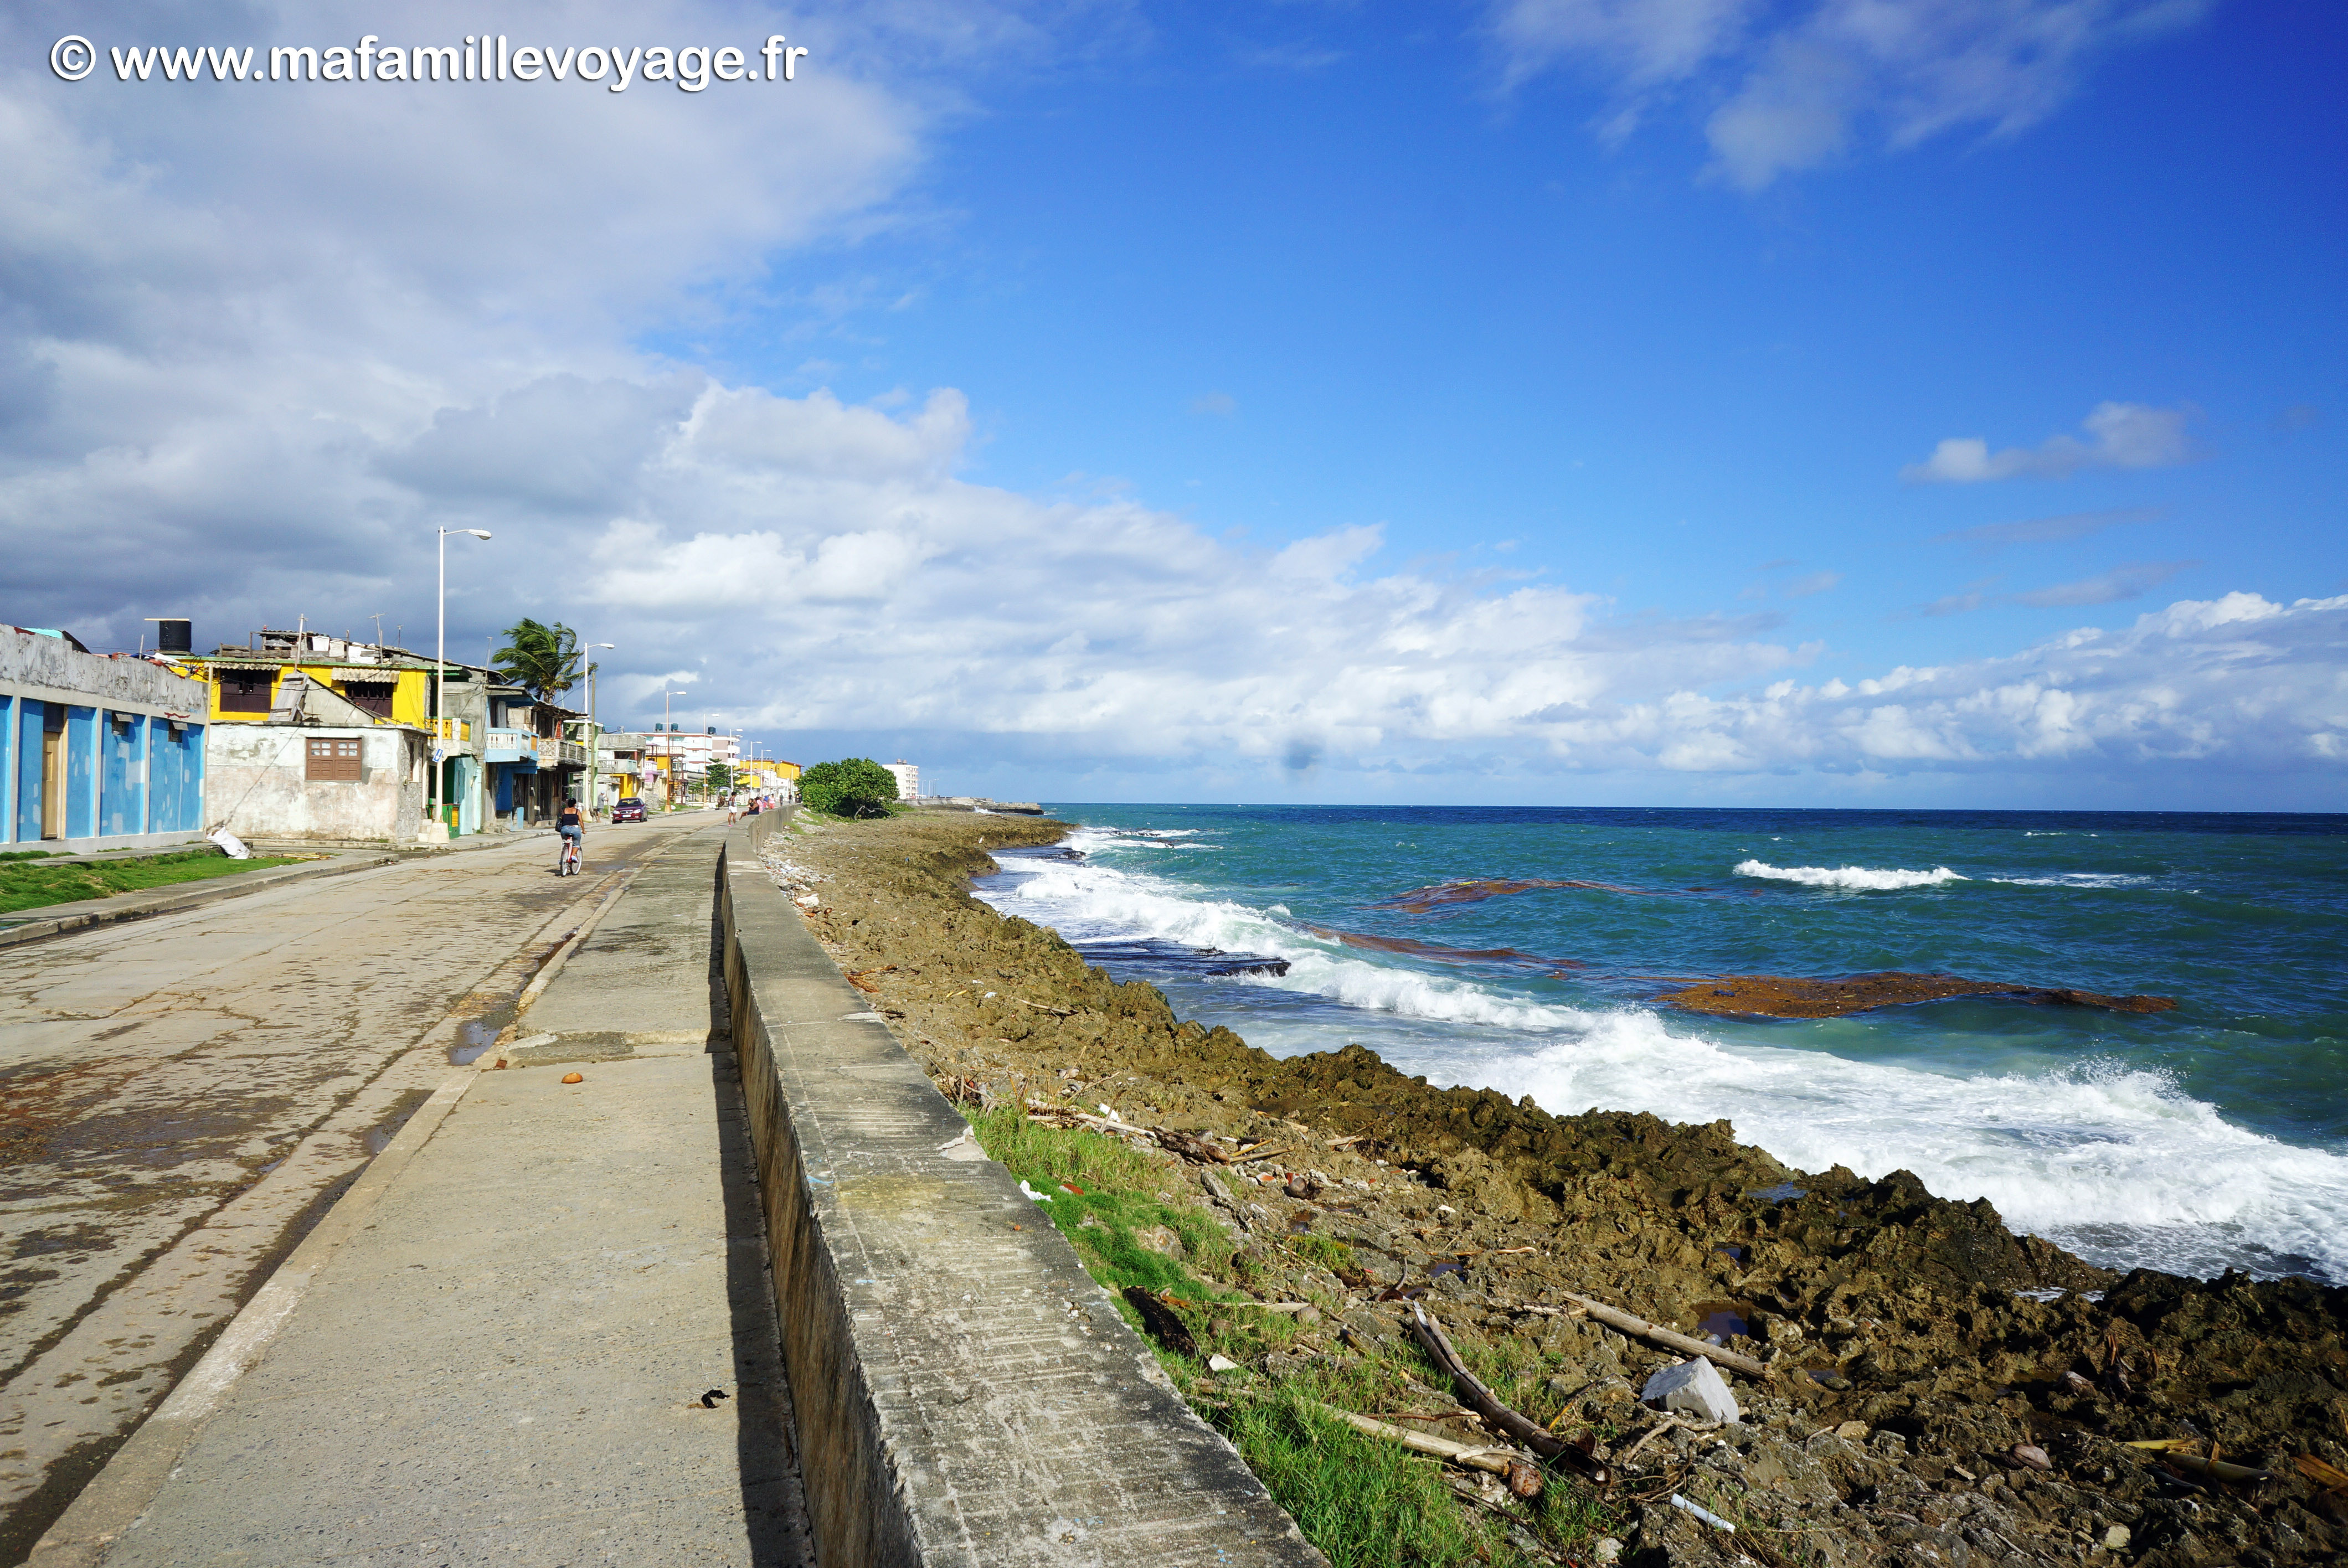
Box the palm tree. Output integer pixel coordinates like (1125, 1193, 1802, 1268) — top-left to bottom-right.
(493, 618, 584, 702)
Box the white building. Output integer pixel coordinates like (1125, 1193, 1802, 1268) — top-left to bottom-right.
(597, 726, 739, 806)
(884, 760, 918, 801)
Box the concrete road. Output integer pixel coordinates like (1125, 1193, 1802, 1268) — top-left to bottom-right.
(51, 829, 811, 1566)
(0, 813, 717, 1561)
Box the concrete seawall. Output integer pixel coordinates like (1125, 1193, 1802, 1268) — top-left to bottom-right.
(718, 816, 1324, 1566)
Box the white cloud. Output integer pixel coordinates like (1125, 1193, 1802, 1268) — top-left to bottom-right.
(1929, 505, 2160, 549)
(0, 0, 2335, 804)
(1902, 401, 2202, 483)
(1490, 0, 2211, 188)
(2012, 559, 2195, 606)
(1589, 590, 2348, 775)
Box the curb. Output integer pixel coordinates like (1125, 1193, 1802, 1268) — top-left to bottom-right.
(0, 850, 401, 952)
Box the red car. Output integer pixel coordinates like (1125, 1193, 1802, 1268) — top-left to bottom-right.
(611, 798, 647, 822)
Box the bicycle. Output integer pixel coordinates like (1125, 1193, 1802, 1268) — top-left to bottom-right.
(557, 829, 583, 876)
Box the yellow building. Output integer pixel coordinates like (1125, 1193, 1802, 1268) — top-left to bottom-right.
(188, 634, 439, 731)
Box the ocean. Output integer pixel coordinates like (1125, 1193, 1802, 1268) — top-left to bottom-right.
(974, 806, 2348, 1286)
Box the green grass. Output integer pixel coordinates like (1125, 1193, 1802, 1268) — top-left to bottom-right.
(0, 848, 310, 914)
(967, 1105, 1240, 1299)
(962, 1107, 1629, 1566)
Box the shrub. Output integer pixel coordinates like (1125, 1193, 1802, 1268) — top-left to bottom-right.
(799, 756, 900, 818)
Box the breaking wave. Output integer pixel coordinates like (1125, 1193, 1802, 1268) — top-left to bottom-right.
(978, 830, 2348, 1283)
(1733, 859, 1967, 890)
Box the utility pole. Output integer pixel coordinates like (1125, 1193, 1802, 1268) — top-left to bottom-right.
(582, 643, 614, 813)
(432, 528, 491, 837)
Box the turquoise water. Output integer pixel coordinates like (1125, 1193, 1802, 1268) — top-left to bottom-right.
(976, 806, 2348, 1284)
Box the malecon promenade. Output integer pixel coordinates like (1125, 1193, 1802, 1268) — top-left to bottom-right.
(13, 813, 1319, 1566)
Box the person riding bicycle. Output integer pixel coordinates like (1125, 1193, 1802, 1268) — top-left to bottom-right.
(556, 797, 584, 872)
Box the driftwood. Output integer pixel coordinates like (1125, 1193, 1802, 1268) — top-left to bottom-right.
(1154, 1127, 1235, 1164)
(1319, 1405, 1543, 1498)
(1619, 1411, 1719, 1468)
(1018, 1103, 1303, 1171)
(2165, 1451, 2277, 1484)
(1556, 1291, 1772, 1380)
(1410, 1303, 1610, 1484)
(2298, 1453, 2348, 1492)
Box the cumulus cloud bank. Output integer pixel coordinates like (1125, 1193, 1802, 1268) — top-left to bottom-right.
(412, 378, 2346, 791)
(1490, 0, 2210, 188)
(1, 0, 2336, 804)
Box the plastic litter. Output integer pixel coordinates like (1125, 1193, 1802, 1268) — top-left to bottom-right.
(1670, 1494, 1736, 1533)
(1641, 1356, 1742, 1424)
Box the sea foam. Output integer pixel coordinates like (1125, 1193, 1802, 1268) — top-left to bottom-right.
(981, 833, 2348, 1283)
(1734, 859, 1966, 890)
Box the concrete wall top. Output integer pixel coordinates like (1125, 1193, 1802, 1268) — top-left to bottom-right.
(718, 823, 1325, 1567)
(0, 631, 208, 715)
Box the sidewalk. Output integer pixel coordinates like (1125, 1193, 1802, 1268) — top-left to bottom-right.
(0, 848, 401, 950)
(34, 827, 811, 1566)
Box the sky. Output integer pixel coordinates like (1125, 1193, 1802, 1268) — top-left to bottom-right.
(1, 0, 2341, 808)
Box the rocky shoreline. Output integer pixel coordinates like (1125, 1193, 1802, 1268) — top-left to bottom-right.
(764, 811, 2348, 1567)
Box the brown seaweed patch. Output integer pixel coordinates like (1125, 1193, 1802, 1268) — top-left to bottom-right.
(1369, 876, 1669, 912)
(1657, 970, 2180, 1019)
(1298, 924, 1584, 971)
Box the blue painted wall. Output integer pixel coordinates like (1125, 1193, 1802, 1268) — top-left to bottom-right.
(152, 723, 187, 833)
(167, 724, 204, 832)
(0, 695, 12, 843)
(101, 715, 137, 836)
(16, 700, 41, 842)
(65, 706, 97, 840)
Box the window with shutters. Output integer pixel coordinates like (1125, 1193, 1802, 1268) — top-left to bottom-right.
(306, 737, 363, 782)
(340, 681, 396, 718)
(219, 670, 276, 712)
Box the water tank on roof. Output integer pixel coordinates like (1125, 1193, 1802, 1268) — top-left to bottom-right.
(153, 619, 192, 653)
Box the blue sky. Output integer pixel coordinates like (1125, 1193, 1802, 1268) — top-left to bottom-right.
(3, 1, 2344, 806)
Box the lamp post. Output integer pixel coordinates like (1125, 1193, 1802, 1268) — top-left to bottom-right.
(582, 643, 614, 814)
(432, 528, 492, 837)
(660, 689, 688, 810)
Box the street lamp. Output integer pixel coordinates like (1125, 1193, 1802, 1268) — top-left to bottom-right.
(582, 643, 614, 813)
(432, 528, 491, 836)
(660, 689, 688, 809)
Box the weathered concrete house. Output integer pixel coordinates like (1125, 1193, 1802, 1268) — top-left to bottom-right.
(187, 629, 588, 843)
(1, 623, 210, 853)
(188, 630, 437, 845)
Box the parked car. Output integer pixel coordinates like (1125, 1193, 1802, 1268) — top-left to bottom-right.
(611, 797, 647, 822)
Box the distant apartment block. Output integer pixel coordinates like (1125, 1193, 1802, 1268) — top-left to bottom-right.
(884, 760, 918, 801)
